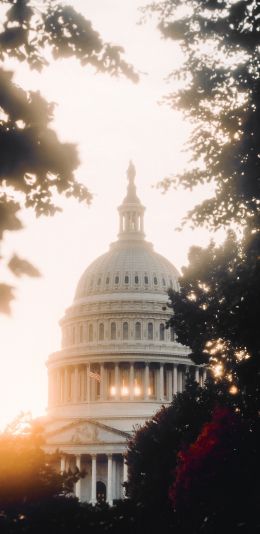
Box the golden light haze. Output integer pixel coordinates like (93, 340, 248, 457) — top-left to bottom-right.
(0, 1, 219, 429)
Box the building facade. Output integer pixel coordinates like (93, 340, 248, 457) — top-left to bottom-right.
(44, 163, 205, 504)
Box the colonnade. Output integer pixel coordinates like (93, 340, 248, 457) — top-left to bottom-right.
(49, 362, 207, 407)
(60, 453, 127, 505)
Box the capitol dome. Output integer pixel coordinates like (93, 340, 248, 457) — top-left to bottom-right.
(74, 240, 179, 300)
(44, 163, 205, 505)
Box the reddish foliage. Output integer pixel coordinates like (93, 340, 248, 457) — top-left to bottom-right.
(169, 406, 240, 509)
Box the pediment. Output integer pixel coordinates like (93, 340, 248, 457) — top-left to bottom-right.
(45, 418, 130, 446)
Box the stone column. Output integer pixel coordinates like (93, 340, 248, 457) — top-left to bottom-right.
(203, 368, 207, 385)
(75, 454, 81, 500)
(107, 454, 113, 505)
(91, 455, 97, 505)
(57, 370, 61, 404)
(87, 363, 91, 402)
(123, 456, 128, 483)
(195, 366, 200, 384)
(60, 455, 66, 473)
(129, 363, 134, 400)
(173, 364, 178, 395)
(64, 367, 69, 402)
(144, 363, 149, 400)
(178, 367, 183, 393)
(73, 366, 79, 402)
(168, 367, 173, 400)
(100, 363, 105, 400)
(159, 363, 164, 401)
(115, 363, 120, 400)
(123, 456, 128, 498)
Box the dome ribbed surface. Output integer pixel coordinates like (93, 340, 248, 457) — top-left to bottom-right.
(74, 240, 179, 300)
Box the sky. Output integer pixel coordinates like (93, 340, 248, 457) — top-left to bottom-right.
(0, 0, 219, 430)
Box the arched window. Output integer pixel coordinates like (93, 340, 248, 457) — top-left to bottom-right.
(144, 275, 149, 285)
(148, 322, 153, 340)
(162, 278, 166, 286)
(97, 277, 101, 285)
(99, 323, 104, 341)
(154, 276, 158, 285)
(80, 324, 83, 343)
(159, 323, 165, 341)
(106, 277, 109, 285)
(115, 275, 119, 284)
(123, 322, 129, 340)
(111, 322, 116, 340)
(124, 275, 129, 284)
(89, 324, 93, 342)
(135, 275, 139, 284)
(135, 322, 141, 340)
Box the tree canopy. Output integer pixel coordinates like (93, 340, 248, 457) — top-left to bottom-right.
(170, 406, 259, 533)
(0, 0, 138, 313)
(145, 0, 260, 399)
(147, 0, 259, 230)
(126, 378, 235, 512)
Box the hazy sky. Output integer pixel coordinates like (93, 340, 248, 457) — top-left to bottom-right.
(0, 0, 218, 429)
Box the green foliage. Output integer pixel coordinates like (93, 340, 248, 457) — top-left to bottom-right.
(0, 0, 138, 313)
(126, 377, 234, 514)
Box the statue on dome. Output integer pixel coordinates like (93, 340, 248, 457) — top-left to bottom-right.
(127, 160, 136, 183)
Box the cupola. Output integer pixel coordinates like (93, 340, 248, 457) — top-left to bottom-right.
(117, 161, 145, 241)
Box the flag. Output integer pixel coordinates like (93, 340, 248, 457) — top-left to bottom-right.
(89, 370, 101, 382)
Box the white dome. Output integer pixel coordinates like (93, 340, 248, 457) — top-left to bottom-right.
(74, 240, 179, 301)
(45, 164, 201, 506)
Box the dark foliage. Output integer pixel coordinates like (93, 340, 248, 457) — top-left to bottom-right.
(145, 0, 260, 401)
(170, 407, 260, 533)
(0, 0, 138, 313)
(126, 377, 235, 517)
(147, 0, 260, 230)
(168, 229, 260, 413)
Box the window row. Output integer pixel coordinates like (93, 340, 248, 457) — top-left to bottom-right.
(88, 274, 175, 289)
(64, 321, 175, 345)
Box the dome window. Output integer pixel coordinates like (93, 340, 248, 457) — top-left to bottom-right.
(115, 276, 119, 284)
(123, 322, 129, 340)
(106, 277, 109, 284)
(160, 323, 165, 341)
(144, 275, 149, 284)
(111, 322, 116, 340)
(135, 275, 139, 284)
(148, 322, 153, 340)
(97, 277, 101, 285)
(90, 279, 94, 288)
(162, 278, 166, 286)
(124, 275, 129, 284)
(135, 322, 141, 340)
(154, 276, 158, 285)
(99, 323, 104, 341)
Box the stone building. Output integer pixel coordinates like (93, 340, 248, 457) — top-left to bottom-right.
(44, 163, 205, 504)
